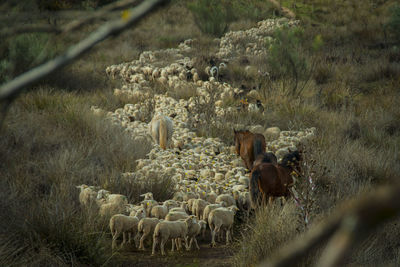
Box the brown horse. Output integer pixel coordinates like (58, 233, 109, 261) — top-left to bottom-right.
(253, 152, 278, 167)
(249, 150, 301, 208)
(234, 129, 266, 171)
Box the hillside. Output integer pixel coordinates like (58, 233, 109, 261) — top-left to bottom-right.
(1, 0, 399, 266)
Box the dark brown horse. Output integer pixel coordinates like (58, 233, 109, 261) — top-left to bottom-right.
(234, 129, 266, 171)
(249, 150, 301, 208)
(253, 152, 278, 167)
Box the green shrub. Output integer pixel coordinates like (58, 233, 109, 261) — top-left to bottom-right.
(187, 0, 232, 37)
(0, 33, 57, 83)
(387, 4, 400, 43)
(266, 25, 312, 97)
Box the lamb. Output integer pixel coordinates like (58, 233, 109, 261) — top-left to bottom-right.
(208, 206, 239, 247)
(202, 202, 226, 223)
(198, 219, 207, 238)
(97, 190, 128, 206)
(109, 211, 144, 250)
(185, 216, 202, 251)
(141, 199, 159, 217)
(152, 218, 191, 255)
(163, 199, 180, 210)
(165, 211, 189, 221)
(206, 191, 217, 204)
(76, 184, 98, 209)
(192, 199, 209, 220)
(140, 192, 154, 200)
(137, 217, 160, 250)
(150, 204, 168, 219)
(215, 194, 236, 207)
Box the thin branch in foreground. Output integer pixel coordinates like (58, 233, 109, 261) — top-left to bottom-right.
(260, 183, 400, 267)
(0, 0, 168, 128)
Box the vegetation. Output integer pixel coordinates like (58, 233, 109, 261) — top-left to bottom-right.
(1, 0, 400, 266)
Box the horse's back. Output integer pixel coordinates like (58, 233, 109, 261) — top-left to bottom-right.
(256, 163, 290, 197)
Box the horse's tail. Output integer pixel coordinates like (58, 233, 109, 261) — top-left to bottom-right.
(250, 169, 262, 209)
(253, 138, 263, 159)
(159, 117, 168, 150)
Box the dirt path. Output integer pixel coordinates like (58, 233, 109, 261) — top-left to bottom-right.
(117, 241, 234, 267)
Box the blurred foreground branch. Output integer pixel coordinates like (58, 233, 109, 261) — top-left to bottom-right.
(261, 183, 400, 267)
(0, 0, 167, 128)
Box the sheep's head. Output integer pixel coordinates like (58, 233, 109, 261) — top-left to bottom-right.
(228, 205, 239, 215)
(135, 208, 146, 219)
(76, 184, 88, 191)
(96, 189, 110, 199)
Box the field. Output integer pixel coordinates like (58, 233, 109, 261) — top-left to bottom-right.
(1, 0, 400, 266)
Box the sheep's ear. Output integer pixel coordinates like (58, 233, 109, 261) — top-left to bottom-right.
(140, 194, 145, 197)
(75, 185, 81, 189)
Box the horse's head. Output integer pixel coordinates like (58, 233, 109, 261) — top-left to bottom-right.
(281, 150, 302, 172)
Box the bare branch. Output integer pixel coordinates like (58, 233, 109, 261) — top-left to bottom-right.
(0, 0, 167, 127)
(0, 24, 62, 37)
(260, 183, 400, 267)
(62, 0, 141, 33)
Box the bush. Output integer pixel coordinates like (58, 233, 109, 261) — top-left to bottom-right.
(187, 0, 232, 37)
(0, 33, 57, 83)
(387, 4, 400, 43)
(266, 25, 312, 97)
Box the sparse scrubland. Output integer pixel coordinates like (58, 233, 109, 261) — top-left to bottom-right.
(1, 0, 400, 266)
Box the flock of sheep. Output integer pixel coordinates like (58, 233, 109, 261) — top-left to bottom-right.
(80, 17, 316, 256)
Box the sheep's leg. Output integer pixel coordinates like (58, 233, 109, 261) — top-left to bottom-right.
(133, 232, 140, 248)
(121, 232, 127, 247)
(127, 232, 132, 244)
(193, 237, 200, 250)
(210, 226, 216, 247)
(112, 230, 122, 250)
(185, 236, 190, 251)
(226, 227, 232, 245)
(183, 236, 189, 251)
(139, 232, 147, 250)
(171, 239, 175, 252)
(151, 236, 158, 255)
(161, 238, 167, 256)
(187, 237, 193, 251)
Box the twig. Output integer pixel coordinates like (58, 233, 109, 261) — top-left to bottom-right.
(0, 0, 168, 128)
(260, 183, 400, 267)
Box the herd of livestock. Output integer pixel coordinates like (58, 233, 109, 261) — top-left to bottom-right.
(76, 17, 316, 255)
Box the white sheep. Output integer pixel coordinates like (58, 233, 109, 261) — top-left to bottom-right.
(137, 217, 160, 250)
(185, 216, 202, 251)
(152, 218, 190, 256)
(140, 192, 154, 200)
(150, 204, 168, 219)
(215, 194, 236, 207)
(141, 199, 159, 217)
(192, 199, 209, 220)
(202, 202, 226, 223)
(208, 206, 239, 247)
(76, 184, 97, 209)
(163, 199, 180, 210)
(165, 211, 189, 221)
(109, 213, 142, 250)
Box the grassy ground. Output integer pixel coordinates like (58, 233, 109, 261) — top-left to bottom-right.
(1, 0, 400, 266)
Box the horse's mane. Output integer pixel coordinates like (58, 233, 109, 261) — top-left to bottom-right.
(280, 150, 301, 169)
